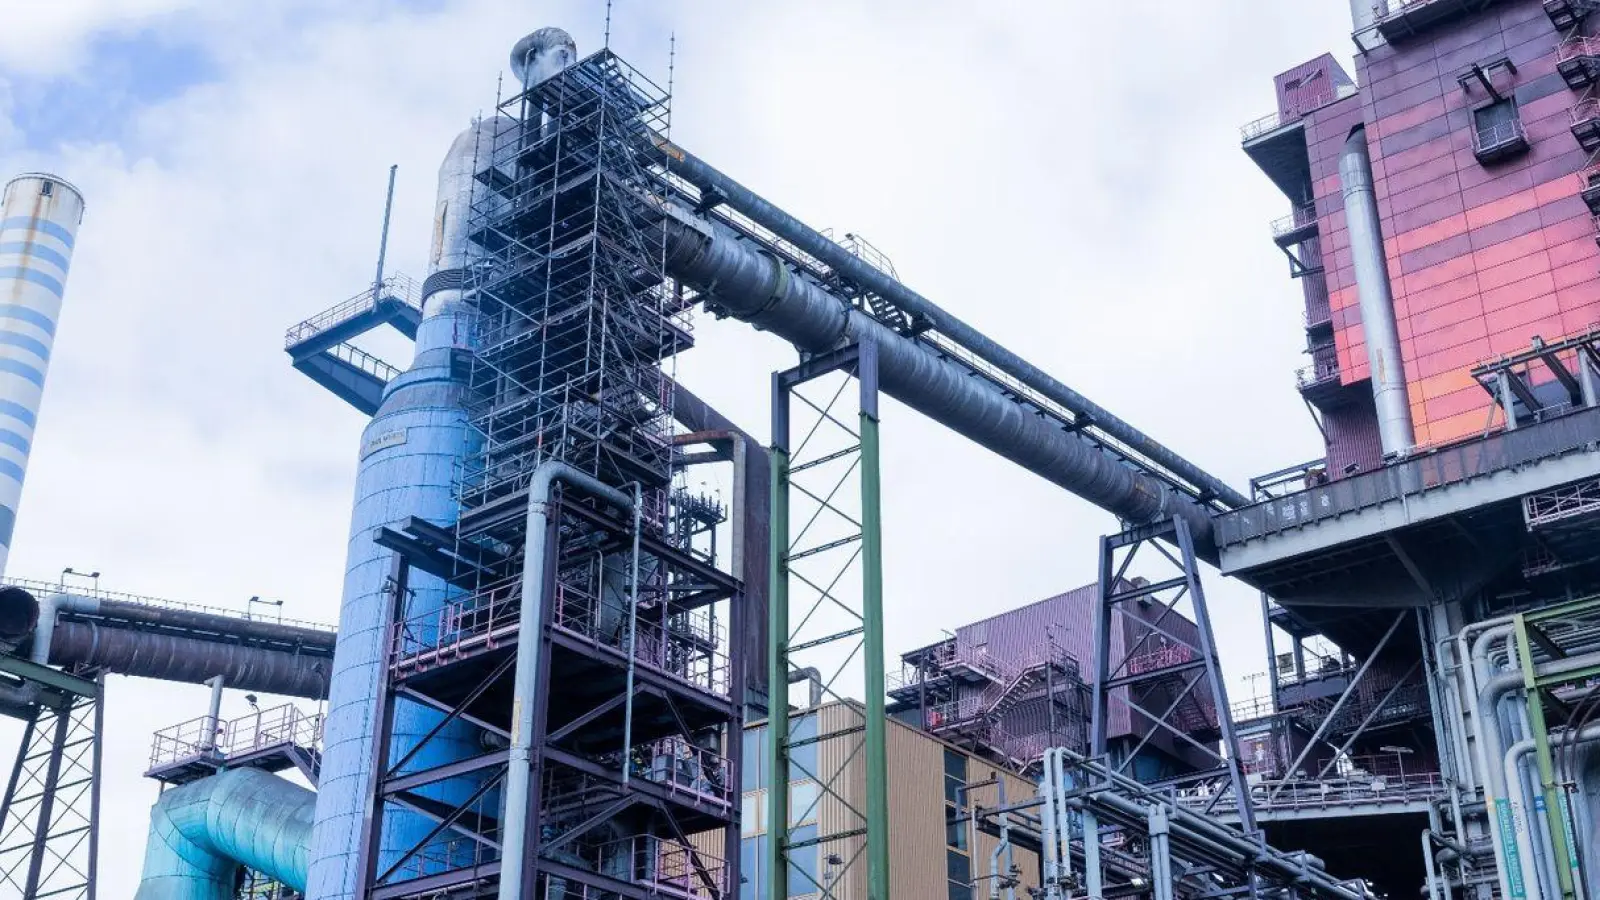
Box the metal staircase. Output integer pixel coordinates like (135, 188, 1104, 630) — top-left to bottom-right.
(284, 273, 423, 415)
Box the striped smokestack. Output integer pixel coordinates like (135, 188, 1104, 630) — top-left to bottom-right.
(0, 174, 85, 576)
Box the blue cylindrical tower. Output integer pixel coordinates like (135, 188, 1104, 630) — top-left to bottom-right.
(306, 117, 511, 900)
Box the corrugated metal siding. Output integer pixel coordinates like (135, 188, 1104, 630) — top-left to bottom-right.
(952, 582, 1138, 737)
(1324, 399, 1384, 479)
(887, 707, 956, 900)
(741, 703, 1051, 898)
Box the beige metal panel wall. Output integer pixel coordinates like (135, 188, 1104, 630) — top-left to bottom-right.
(815, 702, 868, 899)
(886, 709, 957, 900)
(753, 701, 1045, 899)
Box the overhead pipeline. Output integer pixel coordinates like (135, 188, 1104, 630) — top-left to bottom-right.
(661, 216, 1218, 548)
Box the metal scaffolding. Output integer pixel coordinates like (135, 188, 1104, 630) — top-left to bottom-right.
(354, 49, 743, 899)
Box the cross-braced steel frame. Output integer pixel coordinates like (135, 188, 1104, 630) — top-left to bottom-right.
(353, 49, 745, 900)
(1090, 519, 1255, 836)
(0, 669, 102, 900)
(767, 342, 889, 900)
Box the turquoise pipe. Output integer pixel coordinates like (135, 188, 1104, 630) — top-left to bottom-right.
(134, 769, 314, 900)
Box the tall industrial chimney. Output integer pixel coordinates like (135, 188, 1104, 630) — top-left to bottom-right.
(0, 174, 84, 576)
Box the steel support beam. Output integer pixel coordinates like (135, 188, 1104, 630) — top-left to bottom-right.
(769, 342, 889, 899)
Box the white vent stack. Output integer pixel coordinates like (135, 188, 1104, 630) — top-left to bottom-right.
(0, 174, 85, 576)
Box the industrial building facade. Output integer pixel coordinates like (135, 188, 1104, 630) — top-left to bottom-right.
(740, 702, 1039, 900)
(1252, 0, 1600, 466)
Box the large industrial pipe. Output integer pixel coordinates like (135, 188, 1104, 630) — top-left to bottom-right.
(48, 621, 329, 698)
(1339, 129, 1415, 456)
(500, 461, 633, 900)
(0, 174, 85, 577)
(134, 768, 314, 899)
(0, 587, 332, 698)
(661, 217, 1218, 548)
(656, 145, 1249, 510)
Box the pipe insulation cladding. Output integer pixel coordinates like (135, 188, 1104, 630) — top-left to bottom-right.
(134, 768, 314, 900)
(661, 217, 1218, 547)
(0, 174, 84, 577)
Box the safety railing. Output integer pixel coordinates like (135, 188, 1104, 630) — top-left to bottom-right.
(149, 703, 323, 769)
(1240, 84, 1358, 142)
(1230, 695, 1278, 723)
(1560, 33, 1600, 65)
(1572, 96, 1600, 128)
(624, 736, 734, 809)
(1, 576, 333, 632)
(1215, 404, 1600, 547)
(1270, 203, 1318, 239)
(552, 581, 730, 696)
(324, 341, 402, 383)
(1126, 643, 1196, 675)
(283, 272, 422, 349)
(1295, 353, 1341, 390)
(1473, 117, 1527, 159)
(1239, 767, 1443, 813)
(540, 836, 725, 899)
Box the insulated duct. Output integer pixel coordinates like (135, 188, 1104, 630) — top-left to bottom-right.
(0, 174, 85, 577)
(655, 145, 1249, 511)
(134, 768, 313, 900)
(0, 587, 334, 698)
(661, 217, 1218, 547)
(48, 621, 329, 698)
(1340, 129, 1415, 456)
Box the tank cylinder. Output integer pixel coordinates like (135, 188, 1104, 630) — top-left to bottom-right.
(0, 174, 84, 577)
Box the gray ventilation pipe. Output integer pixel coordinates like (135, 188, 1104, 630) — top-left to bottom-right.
(500, 462, 634, 900)
(1340, 129, 1415, 455)
(662, 218, 1219, 549)
(787, 667, 824, 707)
(657, 143, 1248, 511)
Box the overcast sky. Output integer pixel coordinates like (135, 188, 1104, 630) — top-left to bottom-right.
(0, 0, 1358, 889)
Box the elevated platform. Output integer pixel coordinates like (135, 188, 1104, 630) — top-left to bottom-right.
(1215, 405, 1600, 652)
(146, 703, 322, 787)
(1375, 0, 1508, 43)
(284, 273, 422, 415)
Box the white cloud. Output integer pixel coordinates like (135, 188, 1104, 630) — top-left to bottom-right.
(0, 0, 208, 74)
(0, 0, 1358, 890)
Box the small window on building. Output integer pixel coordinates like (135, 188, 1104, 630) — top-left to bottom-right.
(1473, 99, 1528, 163)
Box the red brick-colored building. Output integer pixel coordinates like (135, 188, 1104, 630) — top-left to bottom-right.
(1246, 0, 1600, 471)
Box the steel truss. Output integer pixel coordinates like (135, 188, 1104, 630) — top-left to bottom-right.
(768, 343, 889, 900)
(0, 668, 102, 900)
(353, 49, 744, 900)
(1090, 519, 1255, 835)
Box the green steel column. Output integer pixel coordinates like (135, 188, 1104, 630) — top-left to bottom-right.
(860, 409, 890, 900)
(1515, 615, 1577, 900)
(768, 444, 791, 900)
